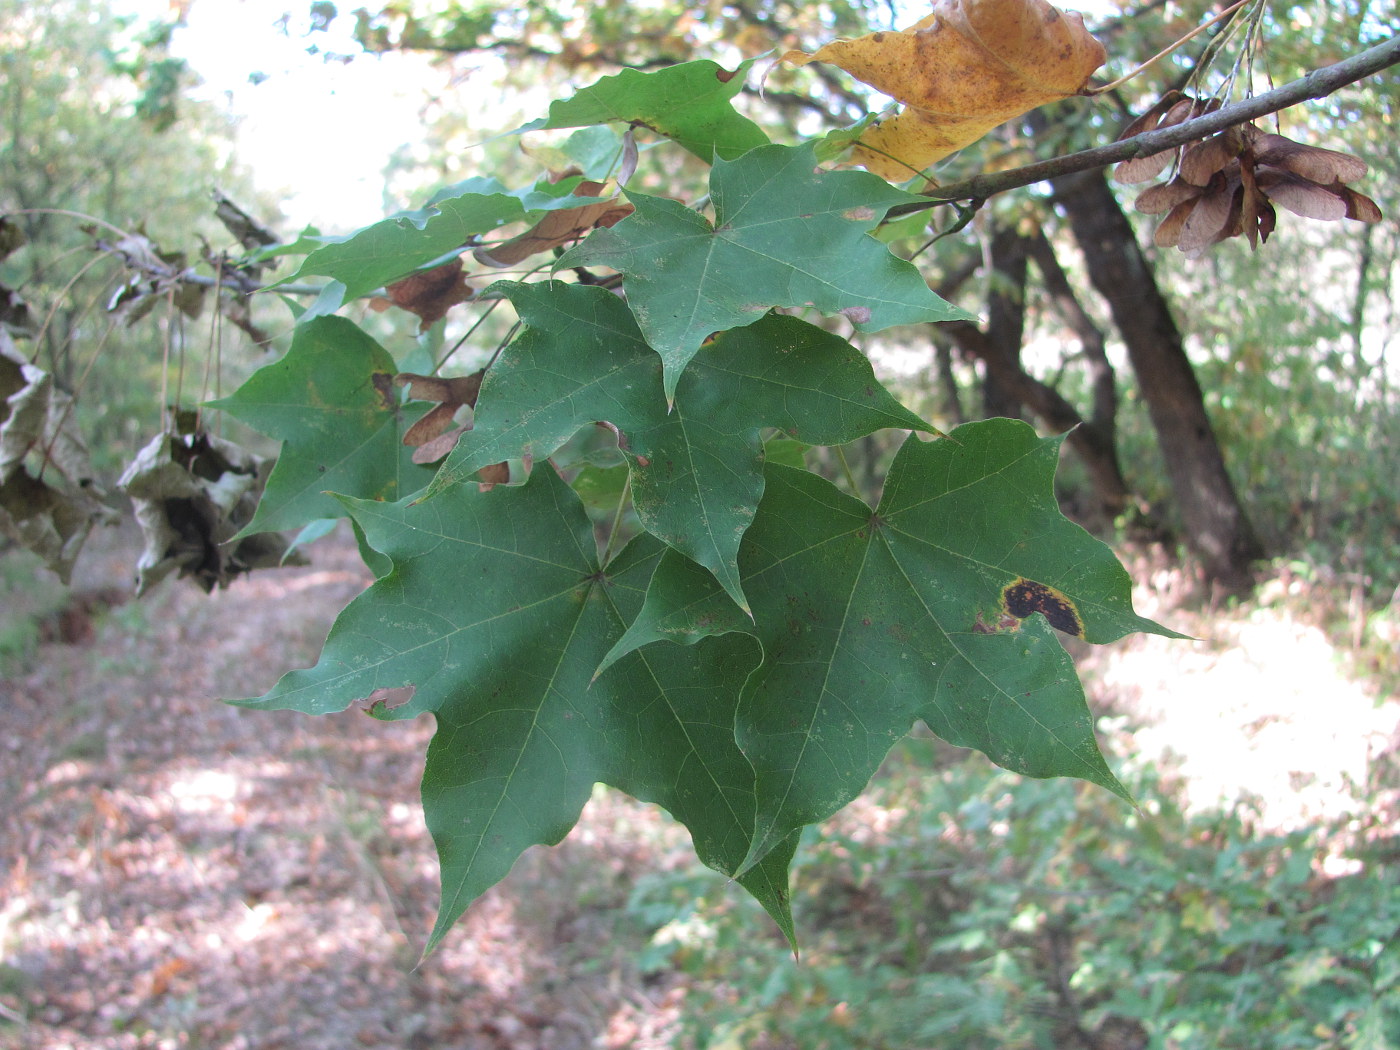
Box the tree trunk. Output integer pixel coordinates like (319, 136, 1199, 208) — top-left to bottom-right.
(937, 224, 1135, 528)
(981, 227, 1028, 420)
(1052, 167, 1264, 590)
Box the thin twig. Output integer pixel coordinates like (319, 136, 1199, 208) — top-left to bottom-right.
(1089, 0, 1252, 95)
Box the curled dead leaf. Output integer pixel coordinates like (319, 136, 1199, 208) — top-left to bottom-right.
(782, 0, 1105, 180)
(117, 423, 302, 594)
(1, 332, 116, 582)
(473, 182, 633, 268)
(412, 425, 469, 464)
(396, 370, 484, 462)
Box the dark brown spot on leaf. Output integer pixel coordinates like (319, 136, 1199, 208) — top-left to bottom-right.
(371, 372, 396, 410)
(1000, 578, 1084, 638)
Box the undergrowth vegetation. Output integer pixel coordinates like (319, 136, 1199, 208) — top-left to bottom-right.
(627, 743, 1400, 1050)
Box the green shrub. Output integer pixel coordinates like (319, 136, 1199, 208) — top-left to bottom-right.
(628, 743, 1400, 1049)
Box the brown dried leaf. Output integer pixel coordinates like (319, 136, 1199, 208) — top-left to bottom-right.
(395, 369, 484, 450)
(411, 424, 469, 464)
(395, 371, 484, 409)
(781, 0, 1106, 180)
(403, 402, 462, 450)
(476, 461, 510, 491)
(386, 258, 475, 327)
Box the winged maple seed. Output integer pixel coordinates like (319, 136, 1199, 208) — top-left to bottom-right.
(1115, 95, 1382, 257)
(395, 370, 484, 464)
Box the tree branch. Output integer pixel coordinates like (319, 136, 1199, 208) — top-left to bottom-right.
(889, 32, 1400, 214)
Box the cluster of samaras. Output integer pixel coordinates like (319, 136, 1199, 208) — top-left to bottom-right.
(1116, 92, 1382, 256)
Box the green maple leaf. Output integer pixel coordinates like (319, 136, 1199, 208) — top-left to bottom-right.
(518, 58, 768, 162)
(284, 176, 590, 303)
(725, 420, 1182, 869)
(431, 280, 930, 611)
(209, 316, 433, 534)
(598, 547, 757, 676)
(557, 140, 972, 398)
(236, 466, 796, 954)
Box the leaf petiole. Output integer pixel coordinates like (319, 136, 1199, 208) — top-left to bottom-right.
(833, 443, 861, 497)
(598, 468, 633, 567)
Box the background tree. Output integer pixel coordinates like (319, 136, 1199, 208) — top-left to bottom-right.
(0, 0, 262, 465)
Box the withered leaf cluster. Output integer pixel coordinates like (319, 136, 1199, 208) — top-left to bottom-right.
(1, 331, 117, 582)
(117, 421, 301, 595)
(394, 369, 513, 487)
(1116, 93, 1382, 257)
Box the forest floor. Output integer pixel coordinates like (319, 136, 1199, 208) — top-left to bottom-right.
(1, 525, 1397, 1050)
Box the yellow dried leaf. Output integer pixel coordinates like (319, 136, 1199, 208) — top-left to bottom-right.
(782, 0, 1105, 180)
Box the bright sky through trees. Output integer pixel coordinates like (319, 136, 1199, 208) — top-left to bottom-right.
(125, 0, 443, 228)
(130, 0, 1124, 230)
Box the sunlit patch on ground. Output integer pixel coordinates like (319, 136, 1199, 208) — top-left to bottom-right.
(1084, 580, 1399, 836)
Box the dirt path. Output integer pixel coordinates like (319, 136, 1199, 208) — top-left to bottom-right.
(2, 533, 687, 1049)
(1, 533, 1396, 1048)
